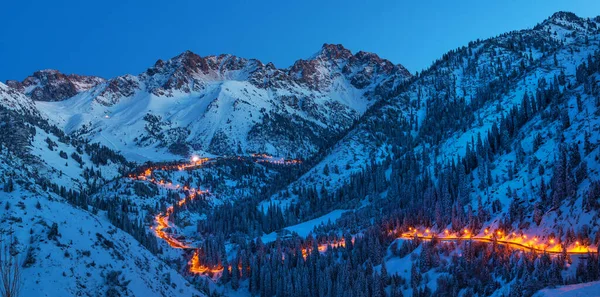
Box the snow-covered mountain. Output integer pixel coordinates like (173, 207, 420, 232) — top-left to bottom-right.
(18, 44, 410, 161)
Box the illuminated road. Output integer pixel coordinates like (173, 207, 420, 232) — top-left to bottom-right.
(130, 157, 211, 250)
(128, 154, 302, 275)
(399, 228, 597, 256)
(131, 155, 598, 279)
(131, 156, 596, 276)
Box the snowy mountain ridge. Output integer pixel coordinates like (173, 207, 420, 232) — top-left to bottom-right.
(11, 44, 410, 161)
(6, 69, 105, 102)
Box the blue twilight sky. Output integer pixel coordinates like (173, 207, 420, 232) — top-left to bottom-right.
(1, 0, 599, 81)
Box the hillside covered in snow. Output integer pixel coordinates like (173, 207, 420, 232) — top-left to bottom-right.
(0, 82, 204, 297)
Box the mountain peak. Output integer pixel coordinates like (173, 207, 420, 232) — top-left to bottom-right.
(533, 11, 599, 39)
(6, 70, 104, 101)
(547, 11, 582, 23)
(142, 51, 259, 95)
(36, 69, 61, 75)
(353, 50, 389, 66)
(287, 44, 411, 90)
(173, 50, 202, 64)
(315, 43, 353, 61)
(540, 11, 595, 29)
(146, 50, 205, 79)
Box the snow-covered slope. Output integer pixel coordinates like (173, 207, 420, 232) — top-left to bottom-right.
(1, 188, 203, 297)
(0, 82, 39, 114)
(27, 44, 410, 161)
(0, 82, 204, 297)
(534, 281, 600, 297)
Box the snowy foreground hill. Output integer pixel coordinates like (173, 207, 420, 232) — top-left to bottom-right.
(2, 11, 600, 297)
(534, 280, 600, 297)
(0, 82, 204, 296)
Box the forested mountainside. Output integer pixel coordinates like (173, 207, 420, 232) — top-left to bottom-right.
(252, 11, 600, 295)
(2, 11, 600, 297)
(270, 11, 600, 227)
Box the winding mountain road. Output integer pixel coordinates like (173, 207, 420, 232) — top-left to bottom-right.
(399, 230, 597, 256)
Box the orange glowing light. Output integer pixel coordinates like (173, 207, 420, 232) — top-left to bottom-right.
(189, 250, 224, 275)
(300, 239, 348, 259)
(133, 162, 212, 250)
(397, 226, 596, 256)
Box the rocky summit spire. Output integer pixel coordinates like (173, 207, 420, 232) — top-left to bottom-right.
(315, 43, 353, 61)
